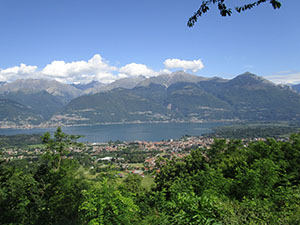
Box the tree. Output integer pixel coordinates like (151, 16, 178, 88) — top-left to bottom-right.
(0, 167, 40, 225)
(188, 0, 282, 27)
(35, 127, 87, 224)
(42, 127, 83, 171)
(79, 178, 139, 225)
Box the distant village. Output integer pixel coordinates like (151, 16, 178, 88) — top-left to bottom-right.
(1, 135, 271, 178)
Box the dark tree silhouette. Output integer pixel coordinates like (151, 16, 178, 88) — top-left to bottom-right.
(188, 0, 282, 27)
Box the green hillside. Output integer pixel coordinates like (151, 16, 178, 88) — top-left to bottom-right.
(0, 99, 42, 125)
(0, 91, 65, 120)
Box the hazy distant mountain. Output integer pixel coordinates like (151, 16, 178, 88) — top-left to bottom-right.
(1, 91, 67, 120)
(292, 84, 300, 93)
(0, 79, 82, 102)
(0, 99, 42, 126)
(87, 75, 147, 94)
(0, 81, 6, 87)
(71, 80, 103, 91)
(137, 71, 210, 87)
(52, 72, 300, 125)
(1, 72, 300, 127)
(85, 71, 213, 94)
(227, 72, 275, 86)
(197, 72, 300, 121)
(0, 79, 83, 120)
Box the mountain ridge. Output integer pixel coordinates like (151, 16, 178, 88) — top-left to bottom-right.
(50, 72, 300, 126)
(1, 72, 300, 128)
(292, 83, 300, 93)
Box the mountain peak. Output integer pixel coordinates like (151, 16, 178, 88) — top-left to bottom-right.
(137, 71, 209, 88)
(0, 78, 82, 98)
(237, 72, 259, 78)
(232, 72, 275, 86)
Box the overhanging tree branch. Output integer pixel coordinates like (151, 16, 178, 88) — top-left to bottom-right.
(187, 0, 282, 27)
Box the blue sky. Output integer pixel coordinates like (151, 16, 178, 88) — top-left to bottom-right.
(0, 0, 299, 84)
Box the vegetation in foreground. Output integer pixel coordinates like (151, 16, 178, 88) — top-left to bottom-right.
(1, 127, 300, 224)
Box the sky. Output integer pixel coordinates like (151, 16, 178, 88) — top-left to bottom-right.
(0, 0, 299, 84)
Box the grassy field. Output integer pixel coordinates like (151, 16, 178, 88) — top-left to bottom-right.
(141, 175, 155, 191)
(128, 163, 144, 168)
(27, 144, 45, 149)
(77, 165, 155, 190)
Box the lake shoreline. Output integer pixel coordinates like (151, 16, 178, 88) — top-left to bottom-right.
(0, 122, 229, 142)
(0, 119, 239, 130)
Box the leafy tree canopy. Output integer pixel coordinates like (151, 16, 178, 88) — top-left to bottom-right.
(42, 127, 83, 171)
(188, 0, 282, 27)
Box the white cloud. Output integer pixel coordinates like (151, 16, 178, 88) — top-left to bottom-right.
(160, 69, 172, 74)
(0, 54, 119, 84)
(118, 63, 172, 78)
(2, 63, 37, 74)
(0, 63, 38, 81)
(42, 54, 117, 83)
(164, 58, 204, 72)
(265, 72, 300, 84)
(0, 55, 204, 84)
(94, 72, 119, 84)
(119, 63, 158, 77)
(0, 74, 6, 82)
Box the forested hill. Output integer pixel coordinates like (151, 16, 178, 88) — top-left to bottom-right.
(1, 129, 300, 224)
(0, 134, 42, 147)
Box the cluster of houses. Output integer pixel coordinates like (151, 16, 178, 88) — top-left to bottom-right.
(89, 136, 215, 155)
(2, 136, 273, 170)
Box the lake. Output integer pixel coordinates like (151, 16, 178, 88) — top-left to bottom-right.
(0, 122, 227, 142)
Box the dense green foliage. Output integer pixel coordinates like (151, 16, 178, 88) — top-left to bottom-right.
(1, 128, 300, 224)
(154, 136, 300, 224)
(0, 134, 42, 147)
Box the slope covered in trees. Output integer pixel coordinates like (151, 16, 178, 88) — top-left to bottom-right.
(1, 128, 300, 224)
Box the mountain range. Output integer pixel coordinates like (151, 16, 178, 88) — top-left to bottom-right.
(0, 71, 300, 128)
(292, 84, 300, 93)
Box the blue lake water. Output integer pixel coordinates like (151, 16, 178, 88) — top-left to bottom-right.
(0, 122, 227, 142)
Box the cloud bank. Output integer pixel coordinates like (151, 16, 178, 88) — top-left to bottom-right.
(0, 64, 38, 81)
(164, 58, 204, 73)
(41, 54, 117, 83)
(119, 63, 158, 77)
(0, 54, 204, 84)
(1, 55, 298, 85)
